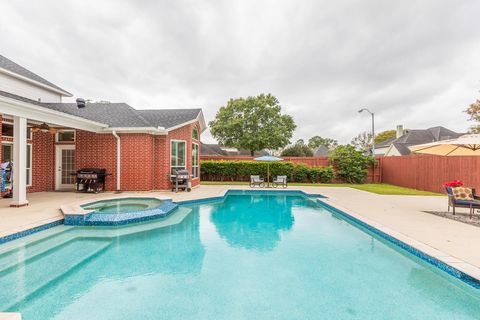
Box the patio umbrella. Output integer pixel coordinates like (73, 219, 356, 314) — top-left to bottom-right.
(409, 134, 480, 156)
(254, 155, 283, 187)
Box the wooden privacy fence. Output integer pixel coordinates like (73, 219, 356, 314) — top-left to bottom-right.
(380, 155, 480, 193)
(200, 155, 381, 183)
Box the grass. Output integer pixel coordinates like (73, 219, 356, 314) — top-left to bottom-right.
(201, 181, 443, 196)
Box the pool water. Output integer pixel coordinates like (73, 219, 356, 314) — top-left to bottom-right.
(1, 193, 480, 319)
(81, 198, 163, 214)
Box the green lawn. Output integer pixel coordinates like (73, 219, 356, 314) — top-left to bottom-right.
(201, 181, 443, 196)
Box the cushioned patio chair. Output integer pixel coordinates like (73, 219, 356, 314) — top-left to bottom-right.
(272, 175, 288, 188)
(250, 175, 265, 188)
(446, 186, 480, 218)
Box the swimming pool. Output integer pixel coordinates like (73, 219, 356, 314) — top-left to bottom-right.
(1, 192, 479, 319)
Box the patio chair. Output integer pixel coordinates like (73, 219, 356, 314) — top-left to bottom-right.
(446, 186, 480, 218)
(250, 175, 265, 188)
(272, 175, 288, 188)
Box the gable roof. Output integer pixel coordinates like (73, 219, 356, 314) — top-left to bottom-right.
(0, 90, 205, 132)
(0, 55, 71, 96)
(137, 109, 202, 130)
(376, 136, 396, 148)
(383, 126, 462, 156)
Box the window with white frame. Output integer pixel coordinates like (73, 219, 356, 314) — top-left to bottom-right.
(2, 123, 31, 139)
(192, 127, 199, 141)
(192, 143, 199, 178)
(56, 130, 75, 142)
(1, 143, 32, 186)
(170, 140, 186, 172)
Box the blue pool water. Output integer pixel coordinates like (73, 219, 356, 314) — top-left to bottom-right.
(1, 193, 480, 319)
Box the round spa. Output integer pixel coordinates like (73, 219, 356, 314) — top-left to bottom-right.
(82, 198, 164, 214)
(64, 197, 179, 226)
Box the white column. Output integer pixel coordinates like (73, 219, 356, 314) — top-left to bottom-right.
(11, 116, 28, 207)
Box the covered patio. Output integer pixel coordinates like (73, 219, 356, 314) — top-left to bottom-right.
(0, 93, 109, 207)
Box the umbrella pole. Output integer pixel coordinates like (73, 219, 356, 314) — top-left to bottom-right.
(267, 163, 270, 188)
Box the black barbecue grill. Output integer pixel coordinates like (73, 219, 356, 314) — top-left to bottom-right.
(73, 168, 110, 193)
(170, 169, 191, 192)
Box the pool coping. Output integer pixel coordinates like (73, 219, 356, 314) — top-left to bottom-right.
(1, 188, 480, 288)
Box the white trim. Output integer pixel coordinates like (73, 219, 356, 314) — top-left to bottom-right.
(102, 127, 166, 134)
(55, 129, 76, 142)
(0, 67, 72, 97)
(0, 95, 107, 132)
(55, 144, 76, 190)
(112, 131, 121, 191)
(26, 143, 32, 186)
(170, 139, 187, 171)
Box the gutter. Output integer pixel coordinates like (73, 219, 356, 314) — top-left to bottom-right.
(112, 130, 121, 191)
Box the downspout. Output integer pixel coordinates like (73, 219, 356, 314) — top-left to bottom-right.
(112, 131, 121, 192)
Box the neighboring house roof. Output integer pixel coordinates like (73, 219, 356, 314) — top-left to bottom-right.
(200, 143, 228, 156)
(313, 145, 329, 157)
(376, 136, 396, 148)
(0, 55, 72, 96)
(200, 143, 269, 157)
(383, 126, 462, 156)
(0, 90, 205, 131)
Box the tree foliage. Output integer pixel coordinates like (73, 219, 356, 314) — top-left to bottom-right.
(307, 136, 338, 150)
(281, 143, 314, 157)
(465, 99, 480, 133)
(374, 130, 396, 144)
(328, 145, 374, 183)
(351, 132, 373, 153)
(209, 94, 296, 156)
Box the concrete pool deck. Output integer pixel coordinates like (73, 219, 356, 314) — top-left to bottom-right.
(1, 185, 480, 278)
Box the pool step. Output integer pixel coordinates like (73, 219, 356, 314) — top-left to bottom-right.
(0, 238, 111, 311)
(0, 229, 78, 273)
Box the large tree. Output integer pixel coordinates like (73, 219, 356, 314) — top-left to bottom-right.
(351, 132, 373, 153)
(209, 94, 296, 156)
(307, 136, 338, 150)
(374, 130, 396, 144)
(465, 99, 480, 133)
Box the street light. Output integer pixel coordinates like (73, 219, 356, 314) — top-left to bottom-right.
(358, 108, 375, 155)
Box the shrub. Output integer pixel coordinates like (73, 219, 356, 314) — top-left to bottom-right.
(200, 160, 334, 183)
(294, 164, 310, 182)
(200, 160, 295, 181)
(328, 145, 374, 183)
(309, 166, 335, 183)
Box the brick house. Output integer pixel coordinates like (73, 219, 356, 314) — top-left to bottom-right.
(0, 54, 205, 206)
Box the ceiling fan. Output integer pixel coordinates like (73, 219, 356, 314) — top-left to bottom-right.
(30, 122, 59, 134)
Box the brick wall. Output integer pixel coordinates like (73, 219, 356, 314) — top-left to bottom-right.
(1, 120, 202, 193)
(75, 131, 117, 191)
(30, 131, 55, 192)
(120, 134, 154, 191)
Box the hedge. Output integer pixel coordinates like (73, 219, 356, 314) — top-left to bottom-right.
(200, 160, 334, 183)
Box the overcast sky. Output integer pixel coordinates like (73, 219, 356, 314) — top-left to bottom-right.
(1, 0, 479, 144)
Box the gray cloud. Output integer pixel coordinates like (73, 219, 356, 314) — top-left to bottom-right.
(1, 0, 479, 143)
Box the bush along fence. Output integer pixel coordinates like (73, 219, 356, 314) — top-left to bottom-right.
(200, 160, 335, 183)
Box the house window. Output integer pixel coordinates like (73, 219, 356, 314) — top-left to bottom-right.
(192, 143, 199, 178)
(171, 140, 186, 172)
(1, 143, 32, 186)
(2, 123, 13, 137)
(56, 130, 75, 142)
(192, 127, 199, 141)
(1, 123, 31, 139)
